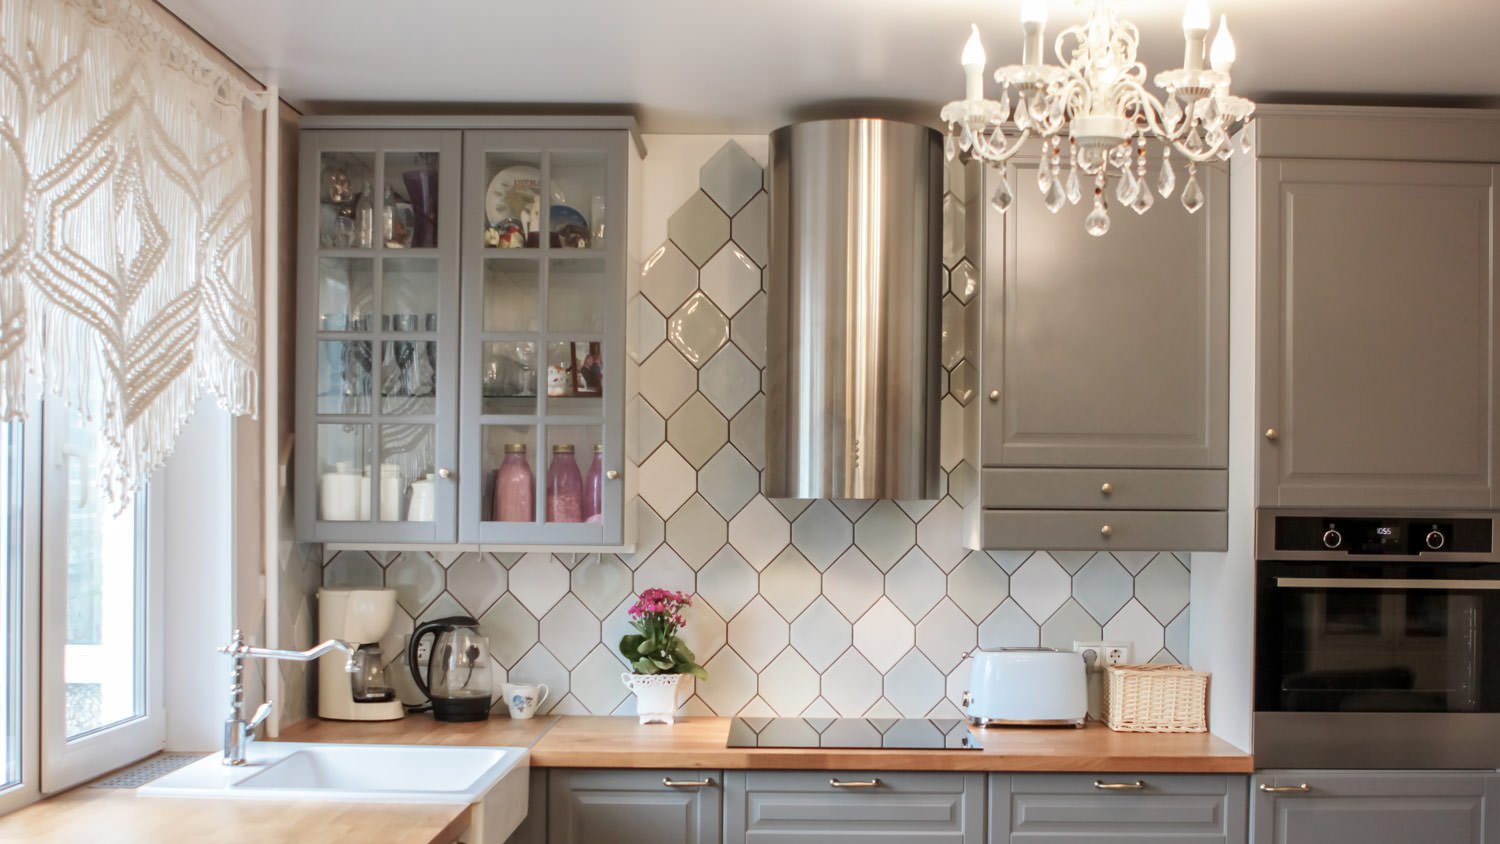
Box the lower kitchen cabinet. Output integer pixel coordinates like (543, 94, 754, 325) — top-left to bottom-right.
(546, 769, 723, 844)
(723, 771, 984, 843)
(991, 773, 1248, 844)
(1252, 771, 1500, 844)
(502, 769, 548, 844)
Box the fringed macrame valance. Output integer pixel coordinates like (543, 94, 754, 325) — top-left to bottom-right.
(0, 0, 267, 504)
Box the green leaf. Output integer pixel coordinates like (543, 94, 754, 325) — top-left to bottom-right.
(685, 663, 709, 680)
(638, 638, 659, 656)
(673, 641, 697, 663)
(651, 657, 674, 671)
(632, 657, 658, 674)
(619, 634, 645, 660)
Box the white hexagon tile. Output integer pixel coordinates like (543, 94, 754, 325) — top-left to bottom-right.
(317, 141, 1194, 717)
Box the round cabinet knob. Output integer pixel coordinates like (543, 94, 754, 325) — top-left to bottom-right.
(1426, 529, 1447, 551)
(1322, 529, 1343, 550)
(988, 389, 1001, 402)
(1100, 482, 1114, 495)
(1265, 428, 1279, 441)
(606, 470, 620, 481)
(436, 468, 453, 480)
(1100, 525, 1113, 537)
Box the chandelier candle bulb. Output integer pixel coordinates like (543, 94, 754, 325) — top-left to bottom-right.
(1020, 0, 1048, 66)
(1182, 0, 1210, 71)
(962, 24, 987, 101)
(1209, 16, 1236, 74)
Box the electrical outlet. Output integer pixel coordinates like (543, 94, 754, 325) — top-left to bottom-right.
(414, 639, 431, 666)
(1074, 641, 1133, 672)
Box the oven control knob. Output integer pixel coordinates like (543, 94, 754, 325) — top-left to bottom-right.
(1322, 529, 1342, 550)
(1426, 529, 1447, 550)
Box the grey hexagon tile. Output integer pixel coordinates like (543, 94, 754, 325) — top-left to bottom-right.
(927, 698, 965, 720)
(638, 344, 697, 416)
(623, 505, 665, 569)
(641, 242, 698, 313)
(940, 396, 964, 471)
(493, 552, 524, 569)
(886, 549, 946, 623)
(978, 599, 1041, 649)
(732, 192, 768, 268)
(539, 594, 601, 669)
(824, 548, 883, 622)
(508, 553, 570, 617)
(698, 546, 758, 619)
(681, 695, 715, 717)
(989, 550, 1033, 574)
(1113, 552, 1157, 575)
(633, 545, 695, 595)
(324, 551, 383, 588)
(1136, 552, 1190, 623)
(681, 600, 728, 666)
(666, 493, 727, 570)
(948, 461, 978, 506)
(758, 649, 820, 716)
(790, 597, 852, 672)
(1073, 552, 1133, 624)
(897, 498, 938, 522)
(627, 293, 666, 363)
(667, 291, 730, 367)
(727, 597, 790, 671)
(1040, 598, 1103, 652)
(1165, 607, 1190, 662)
(1174, 552, 1191, 570)
(727, 496, 790, 570)
(428, 550, 461, 568)
(1051, 552, 1093, 575)
(949, 359, 976, 406)
(700, 345, 759, 417)
(915, 598, 977, 672)
(801, 696, 839, 719)
(833, 500, 875, 521)
(700, 246, 760, 317)
(666, 394, 729, 469)
(570, 644, 630, 714)
(698, 445, 758, 519)
(944, 665, 969, 709)
(387, 552, 444, 616)
(511, 643, 569, 714)
(770, 498, 812, 521)
(668, 191, 731, 267)
(853, 598, 915, 673)
(760, 547, 821, 621)
(940, 295, 966, 369)
(1104, 599, 1165, 659)
(699, 141, 763, 215)
(790, 500, 854, 571)
(479, 594, 537, 669)
(821, 650, 882, 717)
(739, 696, 778, 718)
(446, 552, 507, 617)
(699, 648, 757, 715)
(950, 259, 978, 304)
(600, 597, 636, 667)
(549, 694, 590, 716)
(638, 444, 696, 518)
(731, 291, 767, 368)
(884, 651, 945, 717)
(915, 498, 967, 572)
(626, 395, 665, 466)
(948, 551, 1009, 623)
(854, 501, 917, 572)
(1010, 552, 1071, 622)
(729, 393, 767, 470)
(946, 156, 970, 200)
(571, 554, 632, 618)
(942, 195, 965, 268)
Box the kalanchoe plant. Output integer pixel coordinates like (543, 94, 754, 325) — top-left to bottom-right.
(619, 588, 709, 679)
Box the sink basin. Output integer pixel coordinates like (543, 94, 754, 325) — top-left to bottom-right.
(139, 742, 528, 805)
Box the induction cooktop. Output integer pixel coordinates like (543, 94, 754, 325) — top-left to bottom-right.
(726, 717, 982, 750)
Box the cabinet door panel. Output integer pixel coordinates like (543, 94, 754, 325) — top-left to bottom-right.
(548, 769, 721, 844)
(1251, 772, 1500, 844)
(996, 774, 1246, 844)
(980, 509, 1226, 551)
(981, 468, 1227, 510)
(725, 771, 983, 844)
(1258, 160, 1499, 508)
(980, 159, 1228, 469)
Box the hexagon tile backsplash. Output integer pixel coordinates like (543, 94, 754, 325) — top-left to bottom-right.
(321, 139, 1193, 719)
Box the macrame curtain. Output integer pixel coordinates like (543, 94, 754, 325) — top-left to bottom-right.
(0, 0, 266, 505)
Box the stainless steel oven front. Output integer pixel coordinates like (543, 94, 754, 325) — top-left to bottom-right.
(1254, 512, 1500, 769)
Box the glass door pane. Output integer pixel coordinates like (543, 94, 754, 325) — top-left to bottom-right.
(385, 151, 441, 249)
(318, 152, 376, 248)
(482, 151, 543, 250)
(0, 423, 19, 791)
(379, 425, 436, 522)
(549, 150, 607, 249)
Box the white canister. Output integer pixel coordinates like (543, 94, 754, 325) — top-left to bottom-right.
(320, 471, 362, 521)
(378, 463, 403, 520)
(407, 477, 436, 522)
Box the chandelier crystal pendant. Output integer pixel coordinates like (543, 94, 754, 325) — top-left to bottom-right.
(941, 0, 1254, 236)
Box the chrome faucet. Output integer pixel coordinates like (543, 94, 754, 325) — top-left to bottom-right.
(219, 629, 357, 766)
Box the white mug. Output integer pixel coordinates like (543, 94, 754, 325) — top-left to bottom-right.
(408, 477, 436, 522)
(502, 682, 549, 719)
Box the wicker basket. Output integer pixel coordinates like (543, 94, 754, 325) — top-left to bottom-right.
(1103, 664, 1208, 733)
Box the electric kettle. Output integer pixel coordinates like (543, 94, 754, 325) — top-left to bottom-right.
(408, 615, 493, 722)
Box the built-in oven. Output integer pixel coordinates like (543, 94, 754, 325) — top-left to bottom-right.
(1254, 512, 1500, 769)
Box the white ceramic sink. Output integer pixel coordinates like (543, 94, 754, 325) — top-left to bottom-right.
(138, 742, 528, 805)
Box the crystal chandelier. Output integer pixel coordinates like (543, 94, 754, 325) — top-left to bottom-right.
(940, 0, 1254, 236)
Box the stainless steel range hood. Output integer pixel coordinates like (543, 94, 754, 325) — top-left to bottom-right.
(765, 118, 943, 500)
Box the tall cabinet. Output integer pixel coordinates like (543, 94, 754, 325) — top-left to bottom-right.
(296, 118, 638, 546)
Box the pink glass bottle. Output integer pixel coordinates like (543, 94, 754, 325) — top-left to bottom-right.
(584, 444, 603, 523)
(494, 443, 534, 522)
(546, 444, 583, 523)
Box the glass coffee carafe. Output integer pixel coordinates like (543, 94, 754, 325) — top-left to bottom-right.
(407, 616, 493, 721)
(349, 644, 395, 703)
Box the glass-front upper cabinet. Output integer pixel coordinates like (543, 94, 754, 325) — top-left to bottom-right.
(297, 130, 462, 543)
(459, 131, 627, 545)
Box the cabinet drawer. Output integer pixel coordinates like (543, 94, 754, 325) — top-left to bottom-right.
(982, 468, 1227, 510)
(725, 771, 983, 844)
(548, 769, 722, 844)
(994, 774, 1247, 844)
(980, 509, 1226, 551)
(1252, 771, 1500, 844)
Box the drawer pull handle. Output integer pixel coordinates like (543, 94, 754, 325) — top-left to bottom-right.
(662, 778, 713, 788)
(830, 778, 880, 788)
(1093, 780, 1144, 790)
(1258, 783, 1311, 794)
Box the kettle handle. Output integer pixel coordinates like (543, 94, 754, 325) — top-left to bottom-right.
(407, 616, 482, 703)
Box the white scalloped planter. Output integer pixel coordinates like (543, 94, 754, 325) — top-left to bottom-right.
(621, 673, 682, 725)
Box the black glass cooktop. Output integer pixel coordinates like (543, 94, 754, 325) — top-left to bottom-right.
(726, 717, 981, 750)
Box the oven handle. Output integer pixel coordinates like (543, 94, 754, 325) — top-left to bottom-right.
(1275, 577, 1500, 591)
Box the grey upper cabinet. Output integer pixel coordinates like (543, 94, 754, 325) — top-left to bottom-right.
(548, 769, 722, 844)
(724, 770, 984, 844)
(972, 154, 1229, 551)
(1256, 157, 1500, 509)
(295, 119, 635, 546)
(1252, 771, 1500, 844)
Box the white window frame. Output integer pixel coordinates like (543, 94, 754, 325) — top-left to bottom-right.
(0, 417, 41, 815)
(38, 404, 166, 794)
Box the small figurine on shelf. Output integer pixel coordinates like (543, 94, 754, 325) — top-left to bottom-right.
(546, 358, 571, 398)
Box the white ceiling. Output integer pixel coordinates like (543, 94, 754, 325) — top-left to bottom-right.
(163, 0, 1500, 132)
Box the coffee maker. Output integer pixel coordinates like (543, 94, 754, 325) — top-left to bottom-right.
(317, 587, 405, 721)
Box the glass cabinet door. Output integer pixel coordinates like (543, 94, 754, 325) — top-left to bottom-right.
(459, 131, 626, 545)
(298, 131, 462, 542)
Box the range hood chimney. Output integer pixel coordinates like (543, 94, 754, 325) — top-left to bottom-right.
(765, 118, 943, 500)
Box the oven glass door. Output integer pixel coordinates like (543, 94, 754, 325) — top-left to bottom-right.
(1256, 561, 1500, 713)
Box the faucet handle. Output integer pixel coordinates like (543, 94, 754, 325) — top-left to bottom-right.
(247, 701, 273, 733)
